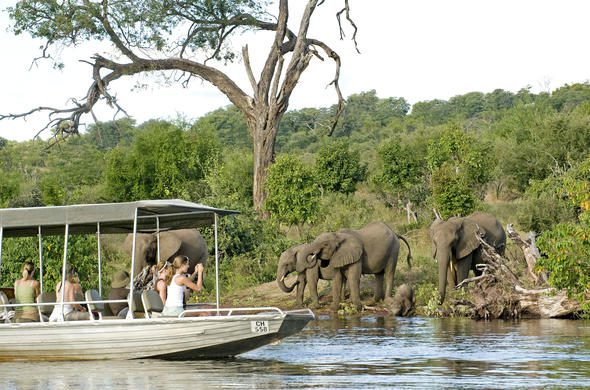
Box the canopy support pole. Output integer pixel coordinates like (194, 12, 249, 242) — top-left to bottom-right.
(156, 217, 161, 264)
(38, 226, 44, 293)
(97, 223, 102, 296)
(214, 213, 220, 311)
(58, 224, 70, 322)
(0, 226, 3, 278)
(127, 208, 139, 319)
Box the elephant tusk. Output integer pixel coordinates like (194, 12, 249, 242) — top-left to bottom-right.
(280, 275, 285, 282)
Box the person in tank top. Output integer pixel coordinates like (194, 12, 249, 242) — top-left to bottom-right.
(161, 255, 202, 317)
(14, 261, 40, 322)
(155, 260, 171, 306)
(49, 266, 90, 321)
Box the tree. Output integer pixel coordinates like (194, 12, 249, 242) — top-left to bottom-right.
(315, 139, 367, 194)
(374, 138, 428, 205)
(3, 0, 358, 214)
(264, 154, 320, 227)
(105, 120, 220, 201)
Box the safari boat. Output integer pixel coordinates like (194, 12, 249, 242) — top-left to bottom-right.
(0, 200, 314, 361)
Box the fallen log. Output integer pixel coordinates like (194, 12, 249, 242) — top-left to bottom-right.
(455, 226, 581, 319)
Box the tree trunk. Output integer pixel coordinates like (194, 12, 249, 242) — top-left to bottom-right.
(251, 113, 280, 215)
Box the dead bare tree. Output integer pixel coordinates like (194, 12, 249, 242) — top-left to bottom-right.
(1, 0, 359, 214)
(454, 226, 582, 319)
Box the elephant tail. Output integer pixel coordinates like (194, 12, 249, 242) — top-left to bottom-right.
(397, 234, 413, 270)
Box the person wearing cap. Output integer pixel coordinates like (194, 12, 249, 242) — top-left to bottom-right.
(108, 271, 130, 318)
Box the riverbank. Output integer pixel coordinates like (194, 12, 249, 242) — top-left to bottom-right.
(223, 275, 396, 316)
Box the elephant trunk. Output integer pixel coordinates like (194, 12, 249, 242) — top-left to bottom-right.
(276, 267, 298, 293)
(437, 252, 451, 304)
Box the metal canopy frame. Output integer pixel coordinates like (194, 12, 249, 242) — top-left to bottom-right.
(0, 199, 239, 318)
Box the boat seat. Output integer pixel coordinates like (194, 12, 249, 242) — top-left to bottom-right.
(37, 291, 56, 322)
(85, 289, 105, 320)
(128, 291, 145, 318)
(0, 291, 15, 323)
(141, 290, 164, 319)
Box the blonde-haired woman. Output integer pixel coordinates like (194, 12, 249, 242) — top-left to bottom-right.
(161, 255, 203, 317)
(14, 261, 40, 322)
(155, 260, 171, 305)
(49, 266, 90, 321)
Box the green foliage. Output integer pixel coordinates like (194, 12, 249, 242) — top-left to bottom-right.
(0, 172, 21, 207)
(9, 0, 266, 63)
(374, 137, 428, 205)
(203, 148, 253, 209)
(0, 235, 121, 293)
(335, 90, 409, 136)
(84, 119, 137, 151)
(193, 106, 251, 149)
(534, 157, 590, 314)
(314, 139, 367, 194)
(264, 154, 320, 227)
(105, 121, 220, 201)
(537, 212, 590, 314)
(430, 165, 477, 218)
(426, 125, 491, 216)
(550, 82, 590, 112)
(39, 138, 106, 205)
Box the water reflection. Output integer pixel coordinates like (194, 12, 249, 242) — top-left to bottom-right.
(1, 317, 590, 389)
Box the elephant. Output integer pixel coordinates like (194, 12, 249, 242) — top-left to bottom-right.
(123, 229, 207, 288)
(390, 284, 415, 317)
(298, 222, 412, 312)
(430, 211, 506, 304)
(276, 243, 336, 308)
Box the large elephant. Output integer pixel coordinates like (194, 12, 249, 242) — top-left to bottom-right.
(298, 222, 412, 311)
(123, 229, 207, 286)
(430, 211, 506, 304)
(276, 243, 335, 308)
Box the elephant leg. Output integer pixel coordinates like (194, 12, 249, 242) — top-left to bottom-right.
(383, 246, 399, 302)
(295, 273, 307, 307)
(372, 273, 384, 304)
(471, 249, 484, 276)
(455, 256, 472, 286)
(307, 266, 320, 309)
(330, 271, 343, 311)
(346, 264, 362, 311)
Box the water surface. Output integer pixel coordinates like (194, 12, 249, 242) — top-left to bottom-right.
(1, 316, 589, 389)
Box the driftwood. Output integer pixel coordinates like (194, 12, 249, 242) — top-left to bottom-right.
(455, 226, 581, 319)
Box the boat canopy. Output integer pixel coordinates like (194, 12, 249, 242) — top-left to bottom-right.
(0, 199, 239, 238)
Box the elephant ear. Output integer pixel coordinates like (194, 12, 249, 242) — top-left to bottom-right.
(455, 219, 481, 259)
(331, 233, 363, 268)
(159, 232, 183, 262)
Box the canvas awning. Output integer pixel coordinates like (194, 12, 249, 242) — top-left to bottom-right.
(0, 199, 239, 238)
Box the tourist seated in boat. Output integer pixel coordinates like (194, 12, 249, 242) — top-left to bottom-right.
(13, 261, 40, 322)
(49, 266, 90, 321)
(154, 261, 171, 306)
(162, 255, 202, 317)
(108, 270, 130, 318)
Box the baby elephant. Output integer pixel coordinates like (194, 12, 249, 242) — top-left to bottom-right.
(390, 284, 415, 317)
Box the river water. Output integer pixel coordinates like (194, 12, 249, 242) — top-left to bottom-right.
(1, 315, 590, 389)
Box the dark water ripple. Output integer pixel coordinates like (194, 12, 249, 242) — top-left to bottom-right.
(1, 316, 590, 389)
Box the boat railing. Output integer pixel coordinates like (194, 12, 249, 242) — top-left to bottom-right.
(179, 306, 284, 317)
(179, 306, 315, 318)
(1, 301, 316, 322)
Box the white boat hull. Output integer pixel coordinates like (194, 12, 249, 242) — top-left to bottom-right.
(0, 310, 313, 361)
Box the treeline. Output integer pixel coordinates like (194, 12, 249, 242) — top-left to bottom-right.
(0, 83, 589, 312)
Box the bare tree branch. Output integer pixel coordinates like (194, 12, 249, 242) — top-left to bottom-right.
(242, 45, 258, 93)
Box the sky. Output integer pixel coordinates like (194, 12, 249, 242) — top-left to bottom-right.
(1, 0, 590, 141)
